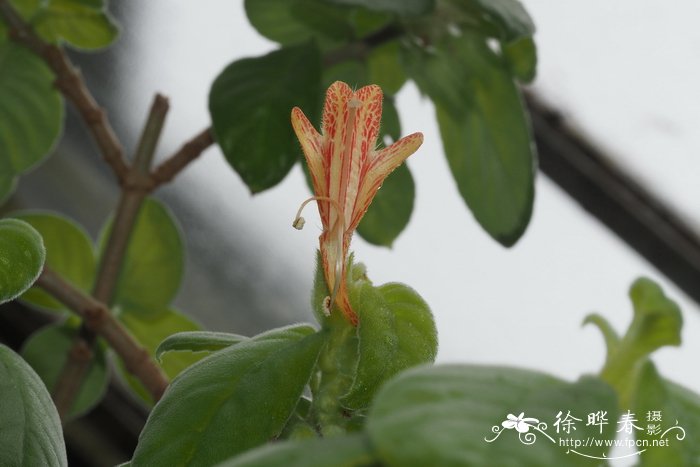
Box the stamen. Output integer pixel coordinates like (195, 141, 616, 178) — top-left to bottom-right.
(292, 196, 341, 230)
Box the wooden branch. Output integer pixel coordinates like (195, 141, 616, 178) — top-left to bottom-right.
(51, 94, 169, 418)
(150, 127, 214, 188)
(36, 267, 169, 407)
(1, 0, 215, 416)
(0, 0, 130, 183)
(92, 94, 169, 302)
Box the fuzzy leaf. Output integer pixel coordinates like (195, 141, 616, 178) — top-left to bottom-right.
(117, 308, 202, 404)
(21, 323, 108, 419)
(209, 43, 321, 193)
(600, 278, 682, 406)
(244, 0, 353, 47)
(0, 218, 46, 304)
(14, 212, 95, 312)
(155, 331, 248, 362)
(325, 0, 434, 16)
(367, 365, 618, 466)
(32, 0, 119, 50)
(0, 42, 63, 202)
(0, 343, 67, 467)
(100, 198, 184, 316)
(404, 33, 535, 246)
(217, 434, 375, 467)
(342, 280, 437, 409)
(131, 325, 324, 466)
(633, 362, 699, 466)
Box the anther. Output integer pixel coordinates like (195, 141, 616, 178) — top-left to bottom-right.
(292, 196, 342, 230)
(322, 297, 332, 316)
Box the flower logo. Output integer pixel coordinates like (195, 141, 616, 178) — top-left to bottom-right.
(502, 412, 540, 433)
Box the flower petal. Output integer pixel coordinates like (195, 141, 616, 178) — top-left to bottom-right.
(291, 107, 325, 195)
(343, 85, 383, 229)
(323, 82, 354, 234)
(515, 421, 531, 433)
(351, 84, 383, 163)
(350, 132, 423, 229)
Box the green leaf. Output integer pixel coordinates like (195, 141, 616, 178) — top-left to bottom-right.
(14, 211, 95, 312)
(342, 280, 437, 409)
(356, 162, 414, 247)
(367, 41, 406, 94)
(217, 433, 375, 467)
(155, 331, 248, 362)
(117, 308, 202, 404)
(7, 0, 43, 22)
(626, 277, 683, 352)
(244, 0, 353, 47)
(0, 42, 63, 201)
(600, 278, 682, 406)
(458, 0, 535, 43)
(325, 0, 434, 16)
(131, 324, 324, 466)
(634, 362, 699, 467)
(321, 59, 368, 90)
(504, 36, 537, 83)
(0, 344, 67, 467)
(582, 313, 620, 360)
(209, 43, 321, 193)
(278, 396, 316, 440)
(101, 197, 184, 316)
(348, 7, 392, 37)
(312, 256, 436, 416)
(367, 365, 618, 466)
(0, 218, 46, 304)
(403, 33, 535, 246)
(401, 40, 473, 119)
(21, 323, 109, 419)
(31, 0, 119, 50)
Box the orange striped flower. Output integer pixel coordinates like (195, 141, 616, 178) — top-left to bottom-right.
(292, 81, 423, 325)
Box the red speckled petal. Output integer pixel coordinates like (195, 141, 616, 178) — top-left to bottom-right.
(291, 107, 331, 226)
(344, 85, 383, 229)
(351, 132, 423, 229)
(324, 82, 353, 235)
